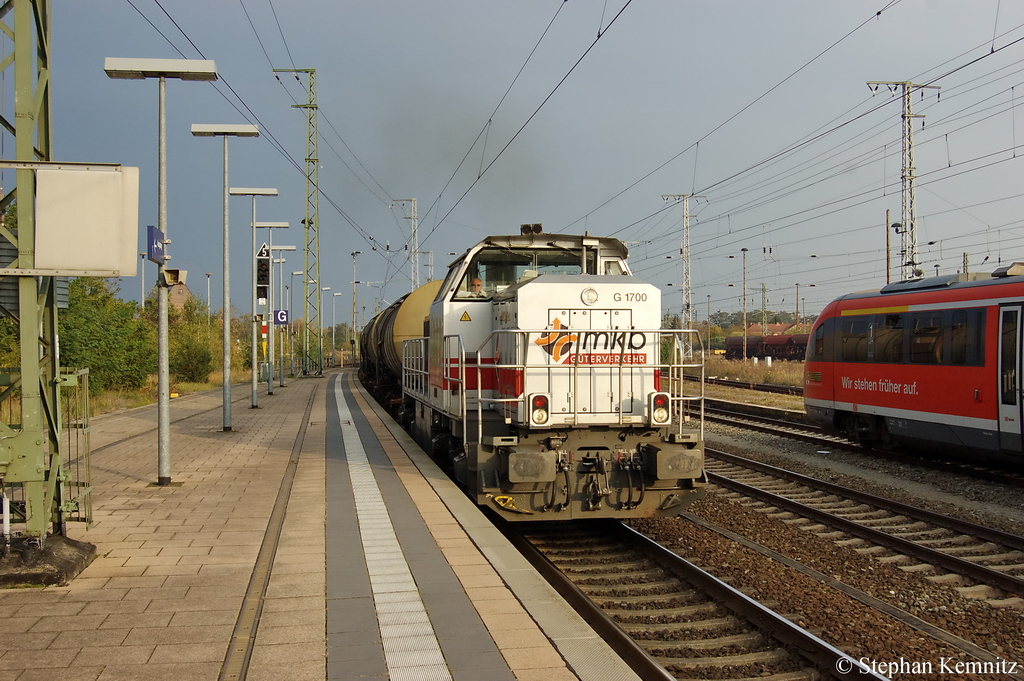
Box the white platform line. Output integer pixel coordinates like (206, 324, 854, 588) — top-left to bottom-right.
(334, 381, 453, 681)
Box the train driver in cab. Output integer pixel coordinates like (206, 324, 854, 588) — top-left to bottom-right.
(457, 276, 489, 299)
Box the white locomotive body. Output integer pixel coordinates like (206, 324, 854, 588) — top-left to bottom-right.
(361, 227, 706, 521)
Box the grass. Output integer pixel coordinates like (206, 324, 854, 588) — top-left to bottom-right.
(88, 367, 253, 417)
(703, 355, 804, 387)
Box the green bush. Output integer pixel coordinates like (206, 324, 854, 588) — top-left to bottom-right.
(60, 278, 156, 394)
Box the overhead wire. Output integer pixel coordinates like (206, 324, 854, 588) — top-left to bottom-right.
(423, 0, 637, 245)
(414, 0, 570, 246)
(563, 0, 907, 233)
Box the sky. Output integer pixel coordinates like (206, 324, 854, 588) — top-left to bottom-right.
(31, 0, 1024, 327)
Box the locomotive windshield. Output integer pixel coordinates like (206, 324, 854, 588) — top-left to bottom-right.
(455, 246, 611, 299)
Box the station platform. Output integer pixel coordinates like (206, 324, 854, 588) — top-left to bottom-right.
(0, 369, 640, 681)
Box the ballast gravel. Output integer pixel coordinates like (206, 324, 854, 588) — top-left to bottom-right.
(626, 421, 1024, 679)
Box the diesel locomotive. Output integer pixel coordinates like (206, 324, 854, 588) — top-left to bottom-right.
(360, 226, 707, 521)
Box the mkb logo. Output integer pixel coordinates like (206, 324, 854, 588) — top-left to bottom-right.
(535, 318, 577, 363)
(535, 318, 648, 365)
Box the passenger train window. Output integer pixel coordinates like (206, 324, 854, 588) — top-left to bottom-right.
(834, 307, 984, 367)
(841, 319, 870, 362)
(910, 313, 943, 364)
(873, 314, 904, 363)
(1001, 309, 1018, 405)
(950, 310, 968, 365)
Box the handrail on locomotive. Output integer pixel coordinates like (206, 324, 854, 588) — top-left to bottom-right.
(402, 327, 705, 450)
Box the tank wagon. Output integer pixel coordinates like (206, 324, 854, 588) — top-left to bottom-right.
(804, 262, 1024, 463)
(724, 334, 809, 360)
(361, 226, 707, 521)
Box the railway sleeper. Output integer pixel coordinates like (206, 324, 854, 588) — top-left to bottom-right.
(592, 591, 702, 607)
(956, 584, 1002, 600)
(933, 542, 1003, 556)
(894, 527, 956, 540)
(558, 560, 658, 574)
(656, 648, 791, 668)
(617, 615, 741, 634)
(577, 577, 679, 593)
(852, 545, 889, 556)
(609, 602, 722, 621)
(924, 572, 968, 586)
(913, 534, 982, 548)
(975, 557, 1024, 569)
(569, 569, 663, 577)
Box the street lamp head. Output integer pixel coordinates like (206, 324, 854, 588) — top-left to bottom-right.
(105, 57, 217, 81)
(291, 270, 304, 276)
(253, 222, 289, 229)
(191, 123, 259, 138)
(321, 287, 331, 291)
(230, 187, 278, 197)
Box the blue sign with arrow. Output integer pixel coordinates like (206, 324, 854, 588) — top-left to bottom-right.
(147, 225, 166, 264)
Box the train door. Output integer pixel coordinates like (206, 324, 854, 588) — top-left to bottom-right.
(553, 308, 634, 416)
(998, 305, 1023, 453)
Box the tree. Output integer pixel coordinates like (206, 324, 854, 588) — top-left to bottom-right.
(60, 278, 156, 394)
(168, 297, 216, 383)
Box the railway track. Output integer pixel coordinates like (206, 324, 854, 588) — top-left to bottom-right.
(705, 448, 1024, 603)
(503, 519, 881, 680)
(705, 399, 1024, 488)
(706, 376, 804, 396)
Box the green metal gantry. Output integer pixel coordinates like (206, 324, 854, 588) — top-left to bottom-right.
(0, 0, 66, 546)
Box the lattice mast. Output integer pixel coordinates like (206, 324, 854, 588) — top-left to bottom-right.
(868, 80, 939, 281)
(275, 68, 321, 373)
(1, 0, 61, 544)
(393, 199, 418, 289)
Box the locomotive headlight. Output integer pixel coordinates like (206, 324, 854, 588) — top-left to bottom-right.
(529, 393, 550, 425)
(649, 392, 671, 425)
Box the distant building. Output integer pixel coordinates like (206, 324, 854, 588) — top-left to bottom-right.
(168, 282, 192, 311)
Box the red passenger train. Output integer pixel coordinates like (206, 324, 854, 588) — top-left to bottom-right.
(804, 263, 1024, 463)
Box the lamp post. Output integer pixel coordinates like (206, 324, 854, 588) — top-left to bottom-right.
(290, 270, 304, 377)
(741, 248, 749, 361)
(351, 251, 360, 364)
(321, 286, 331, 366)
(332, 292, 343, 366)
(271, 246, 296, 386)
(105, 57, 218, 486)
(191, 123, 259, 431)
(230, 187, 278, 408)
(139, 252, 146, 307)
(254, 222, 289, 395)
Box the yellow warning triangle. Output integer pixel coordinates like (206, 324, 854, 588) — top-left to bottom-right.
(460, 311, 472, 321)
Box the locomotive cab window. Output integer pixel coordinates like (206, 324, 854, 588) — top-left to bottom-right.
(455, 246, 595, 300)
(808, 322, 826, 361)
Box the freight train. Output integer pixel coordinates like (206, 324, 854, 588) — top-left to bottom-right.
(360, 226, 707, 521)
(724, 333, 809, 360)
(804, 262, 1024, 463)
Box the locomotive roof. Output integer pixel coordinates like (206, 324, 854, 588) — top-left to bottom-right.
(834, 261, 1024, 304)
(451, 233, 629, 259)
